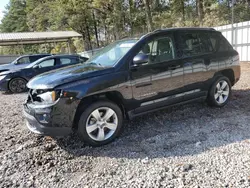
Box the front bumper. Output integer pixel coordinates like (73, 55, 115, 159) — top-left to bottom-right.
(23, 103, 72, 137)
(0, 79, 9, 91)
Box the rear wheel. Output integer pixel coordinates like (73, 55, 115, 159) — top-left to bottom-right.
(77, 100, 123, 146)
(207, 76, 231, 107)
(9, 78, 27, 93)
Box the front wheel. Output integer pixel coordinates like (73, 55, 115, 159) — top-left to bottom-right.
(207, 76, 232, 107)
(9, 78, 27, 93)
(77, 100, 123, 146)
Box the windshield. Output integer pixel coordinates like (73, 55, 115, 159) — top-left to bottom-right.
(26, 56, 48, 68)
(85, 39, 138, 67)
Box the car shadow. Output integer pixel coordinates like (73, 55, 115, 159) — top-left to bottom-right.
(55, 88, 250, 159)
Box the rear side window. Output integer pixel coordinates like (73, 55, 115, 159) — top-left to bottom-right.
(59, 57, 78, 65)
(179, 32, 211, 57)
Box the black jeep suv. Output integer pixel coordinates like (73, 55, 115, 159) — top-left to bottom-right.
(23, 28, 240, 146)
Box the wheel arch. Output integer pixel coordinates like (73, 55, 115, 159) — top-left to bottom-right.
(73, 91, 127, 129)
(215, 69, 235, 86)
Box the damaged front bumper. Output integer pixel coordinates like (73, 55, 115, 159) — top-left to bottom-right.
(23, 106, 71, 136)
(23, 89, 79, 137)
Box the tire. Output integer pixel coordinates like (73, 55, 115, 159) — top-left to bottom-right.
(207, 76, 232, 107)
(8, 77, 27, 93)
(77, 100, 124, 146)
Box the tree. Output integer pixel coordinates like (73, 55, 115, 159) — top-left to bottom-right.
(1, 0, 29, 32)
(1, 0, 250, 54)
(143, 0, 154, 31)
(197, 0, 204, 26)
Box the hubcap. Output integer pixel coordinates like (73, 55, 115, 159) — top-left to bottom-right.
(86, 107, 118, 141)
(214, 80, 229, 104)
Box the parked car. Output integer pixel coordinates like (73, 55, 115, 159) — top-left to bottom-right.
(0, 54, 88, 93)
(0, 54, 51, 73)
(23, 28, 240, 146)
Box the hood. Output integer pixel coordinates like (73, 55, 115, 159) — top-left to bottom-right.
(27, 64, 114, 90)
(0, 63, 27, 72)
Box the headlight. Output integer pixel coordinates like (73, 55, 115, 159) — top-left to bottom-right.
(0, 75, 6, 81)
(37, 91, 59, 104)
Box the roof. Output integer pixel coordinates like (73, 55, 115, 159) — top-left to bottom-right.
(0, 31, 82, 46)
(51, 54, 80, 58)
(153, 27, 216, 33)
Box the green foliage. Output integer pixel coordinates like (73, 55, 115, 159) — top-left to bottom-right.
(1, 0, 28, 32)
(1, 0, 250, 54)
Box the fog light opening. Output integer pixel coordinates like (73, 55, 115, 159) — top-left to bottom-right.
(37, 113, 50, 124)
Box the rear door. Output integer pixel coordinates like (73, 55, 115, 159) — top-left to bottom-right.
(177, 31, 215, 100)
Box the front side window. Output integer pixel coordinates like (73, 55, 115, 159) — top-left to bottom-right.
(38, 59, 55, 68)
(136, 37, 174, 64)
(17, 57, 30, 64)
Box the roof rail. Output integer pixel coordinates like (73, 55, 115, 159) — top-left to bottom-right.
(153, 29, 162, 33)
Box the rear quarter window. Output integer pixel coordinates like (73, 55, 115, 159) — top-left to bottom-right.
(218, 34, 233, 52)
(206, 32, 233, 52)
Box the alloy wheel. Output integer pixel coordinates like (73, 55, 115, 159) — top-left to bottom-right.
(9, 78, 27, 93)
(214, 80, 230, 104)
(86, 107, 118, 141)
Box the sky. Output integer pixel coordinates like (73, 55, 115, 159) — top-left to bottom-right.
(0, 0, 9, 22)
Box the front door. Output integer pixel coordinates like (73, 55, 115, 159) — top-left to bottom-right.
(130, 34, 185, 114)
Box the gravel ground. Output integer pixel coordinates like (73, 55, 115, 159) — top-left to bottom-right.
(1, 63, 250, 188)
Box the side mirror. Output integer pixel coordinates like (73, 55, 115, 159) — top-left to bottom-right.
(133, 54, 149, 66)
(33, 65, 39, 69)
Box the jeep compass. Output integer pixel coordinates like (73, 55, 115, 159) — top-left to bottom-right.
(23, 28, 241, 146)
